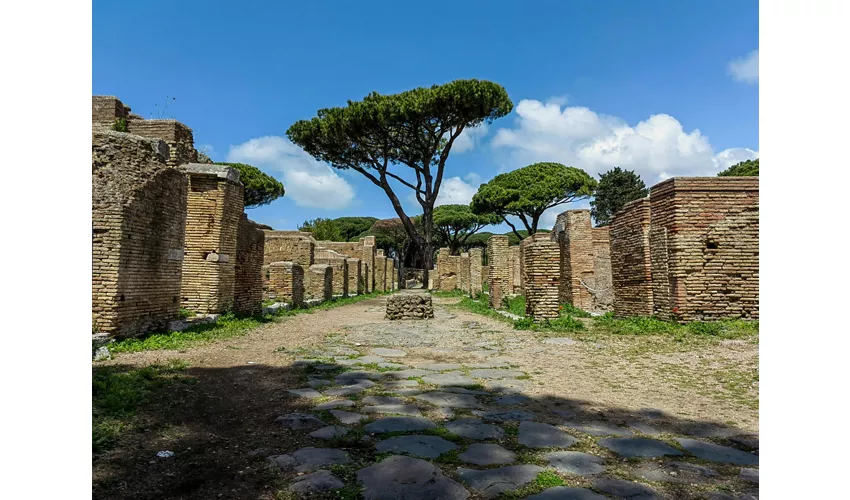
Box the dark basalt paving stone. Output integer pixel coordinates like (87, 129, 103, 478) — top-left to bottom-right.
(494, 394, 531, 406)
(465, 362, 510, 369)
(458, 443, 516, 465)
(740, 467, 759, 483)
(544, 451, 605, 476)
(628, 421, 663, 436)
(729, 434, 760, 450)
(268, 447, 350, 473)
(563, 421, 635, 437)
(445, 418, 505, 440)
(414, 391, 481, 408)
(357, 455, 469, 500)
(362, 395, 404, 405)
(362, 404, 423, 416)
(335, 371, 383, 383)
(375, 434, 458, 459)
(386, 369, 432, 379)
(392, 389, 423, 396)
(525, 486, 608, 500)
(274, 413, 325, 430)
(383, 379, 419, 388)
(353, 355, 386, 364)
(314, 364, 338, 371)
(364, 416, 437, 434)
(598, 437, 684, 458)
(441, 386, 489, 395)
(330, 410, 367, 424)
(309, 426, 350, 440)
(676, 422, 740, 438)
(677, 438, 759, 465)
(472, 409, 536, 422)
(288, 388, 323, 399)
(486, 380, 527, 393)
(378, 362, 407, 369)
(592, 478, 663, 500)
(632, 461, 718, 484)
(422, 373, 478, 387)
(314, 399, 356, 410)
(288, 470, 345, 494)
(307, 378, 332, 388)
(324, 385, 367, 397)
(457, 465, 544, 499)
(469, 369, 526, 379)
(518, 421, 578, 449)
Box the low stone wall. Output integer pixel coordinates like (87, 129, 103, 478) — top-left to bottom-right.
(346, 258, 362, 295)
(305, 264, 333, 301)
(386, 293, 434, 320)
(264, 262, 304, 307)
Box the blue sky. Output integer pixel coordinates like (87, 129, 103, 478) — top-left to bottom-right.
(93, 0, 758, 231)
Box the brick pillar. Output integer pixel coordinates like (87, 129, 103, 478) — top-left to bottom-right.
(361, 242, 375, 293)
(346, 258, 362, 295)
(437, 248, 459, 291)
(469, 248, 483, 297)
(375, 249, 387, 292)
(180, 165, 243, 315)
(487, 235, 510, 309)
(459, 253, 471, 294)
(385, 257, 393, 291)
(509, 246, 522, 294)
(557, 209, 594, 311)
(265, 262, 304, 307)
(234, 215, 265, 315)
(591, 227, 614, 312)
(610, 198, 653, 318)
(522, 233, 560, 322)
(306, 264, 333, 301)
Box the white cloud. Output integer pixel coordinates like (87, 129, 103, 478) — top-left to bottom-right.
(727, 49, 759, 84)
(453, 124, 489, 153)
(435, 176, 478, 206)
(492, 99, 758, 184)
(463, 172, 482, 186)
(227, 136, 355, 209)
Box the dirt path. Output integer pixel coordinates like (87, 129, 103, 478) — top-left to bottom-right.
(95, 293, 758, 500)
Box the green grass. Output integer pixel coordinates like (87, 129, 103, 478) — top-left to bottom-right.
(431, 289, 468, 298)
(110, 291, 390, 353)
(178, 308, 194, 319)
(593, 314, 758, 339)
(504, 295, 526, 317)
(92, 360, 189, 454)
(559, 303, 591, 318)
(498, 470, 566, 499)
(453, 297, 514, 323)
(514, 315, 586, 333)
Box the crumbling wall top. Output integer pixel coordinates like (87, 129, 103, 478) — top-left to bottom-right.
(181, 163, 241, 184)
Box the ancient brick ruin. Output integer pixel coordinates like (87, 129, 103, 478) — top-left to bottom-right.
(306, 264, 333, 302)
(266, 262, 304, 307)
(92, 96, 269, 338)
(315, 248, 349, 297)
(375, 250, 387, 293)
(550, 209, 612, 313)
(469, 248, 484, 297)
(487, 235, 511, 309)
(611, 177, 759, 322)
(347, 258, 362, 295)
(459, 252, 471, 295)
(521, 233, 560, 322)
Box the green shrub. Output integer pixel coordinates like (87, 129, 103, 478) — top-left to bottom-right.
(504, 295, 526, 317)
(559, 303, 591, 318)
(111, 117, 127, 132)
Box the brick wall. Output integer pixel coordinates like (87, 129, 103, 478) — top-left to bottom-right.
(363, 236, 377, 292)
(649, 177, 759, 322)
(179, 165, 244, 315)
(233, 215, 265, 315)
(459, 252, 471, 295)
(385, 257, 394, 291)
(125, 119, 198, 167)
(521, 233, 560, 322)
(92, 96, 130, 124)
(557, 210, 595, 311)
(591, 227, 614, 311)
(375, 250, 387, 292)
(509, 246, 523, 294)
(610, 198, 654, 317)
(92, 129, 187, 337)
(469, 248, 484, 297)
(487, 235, 510, 309)
(346, 258, 362, 295)
(264, 231, 315, 267)
(265, 262, 304, 307)
(436, 248, 460, 291)
(315, 248, 348, 297)
(306, 264, 333, 301)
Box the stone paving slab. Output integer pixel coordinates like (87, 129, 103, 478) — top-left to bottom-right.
(563, 421, 635, 437)
(458, 443, 516, 465)
(592, 478, 663, 500)
(362, 404, 423, 416)
(269, 447, 350, 473)
(378, 362, 407, 369)
(314, 399, 356, 410)
(307, 378, 332, 388)
(740, 467, 759, 483)
(414, 391, 481, 408)
(375, 434, 458, 459)
(274, 413, 325, 430)
(441, 386, 489, 395)
(598, 437, 685, 458)
(457, 465, 544, 499)
(422, 373, 478, 387)
(383, 379, 420, 388)
(494, 394, 531, 406)
(288, 470, 344, 494)
(362, 395, 404, 405)
(676, 438, 759, 465)
(288, 388, 323, 399)
(309, 426, 350, 440)
(324, 385, 367, 397)
(525, 486, 608, 500)
(469, 369, 527, 379)
(354, 355, 387, 364)
(632, 461, 718, 484)
(418, 363, 463, 371)
(364, 416, 437, 434)
(628, 421, 663, 436)
(336, 371, 384, 382)
(472, 409, 536, 422)
(518, 421, 578, 449)
(386, 369, 432, 379)
(357, 455, 469, 500)
(544, 451, 605, 476)
(372, 348, 408, 357)
(486, 380, 527, 393)
(330, 410, 368, 424)
(445, 418, 505, 440)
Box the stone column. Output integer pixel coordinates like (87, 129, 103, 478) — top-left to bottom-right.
(346, 258, 362, 295)
(265, 262, 304, 307)
(375, 249, 387, 292)
(557, 209, 595, 311)
(469, 248, 483, 297)
(487, 235, 510, 309)
(459, 252, 471, 295)
(522, 233, 560, 322)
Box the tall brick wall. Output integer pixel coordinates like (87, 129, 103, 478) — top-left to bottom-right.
(265, 262, 304, 307)
(346, 258, 362, 295)
(591, 227, 614, 311)
(610, 198, 654, 317)
(315, 249, 349, 297)
(234, 215, 265, 315)
(521, 233, 561, 322)
(180, 165, 244, 315)
(385, 257, 394, 291)
(487, 235, 510, 309)
(469, 248, 484, 297)
(436, 248, 460, 291)
(509, 246, 523, 294)
(306, 264, 333, 301)
(126, 119, 198, 167)
(375, 250, 387, 292)
(557, 210, 595, 311)
(649, 177, 759, 322)
(459, 253, 471, 294)
(264, 231, 315, 267)
(92, 129, 187, 337)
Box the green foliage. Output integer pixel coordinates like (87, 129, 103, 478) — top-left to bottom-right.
(92, 360, 188, 453)
(287, 79, 513, 272)
(504, 295, 526, 317)
(453, 297, 514, 323)
(178, 308, 194, 319)
(367, 217, 420, 258)
(593, 315, 759, 338)
(560, 303, 591, 318)
(514, 315, 586, 332)
(471, 162, 596, 238)
(299, 217, 343, 241)
(334, 217, 379, 241)
(215, 162, 285, 208)
(111, 117, 128, 132)
(589, 167, 648, 226)
(718, 158, 759, 177)
(432, 204, 501, 254)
